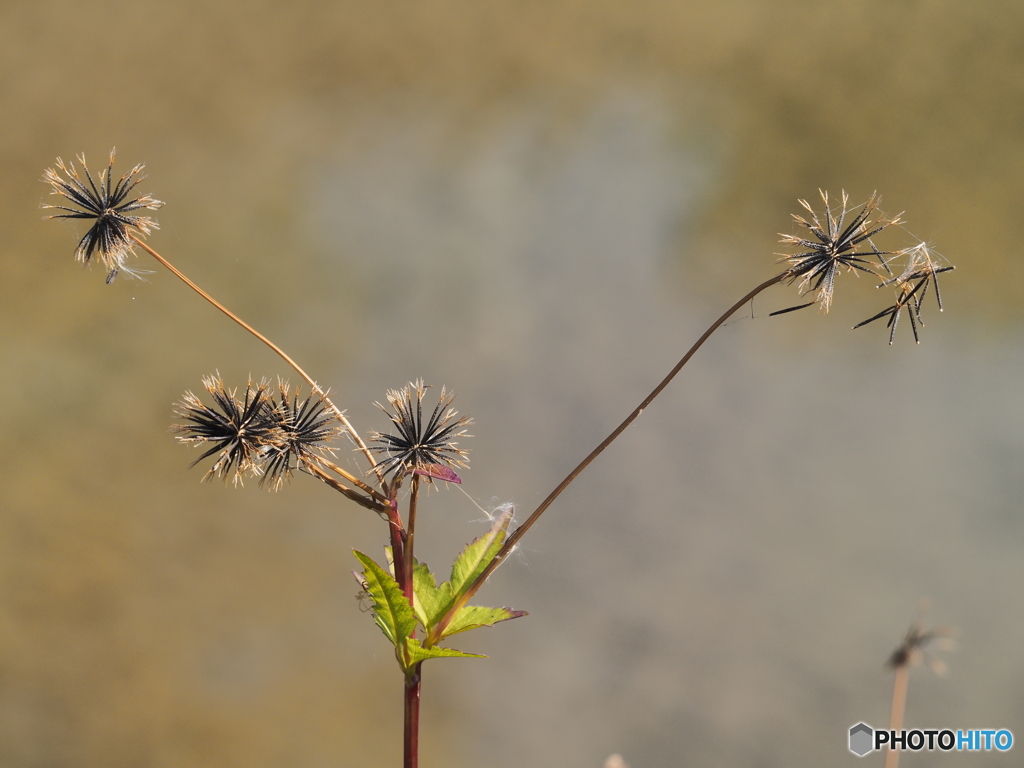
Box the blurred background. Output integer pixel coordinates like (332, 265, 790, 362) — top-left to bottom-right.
(2, 1, 1023, 766)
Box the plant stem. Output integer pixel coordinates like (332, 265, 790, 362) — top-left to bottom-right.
(403, 475, 421, 602)
(386, 502, 406, 585)
(315, 455, 391, 505)
(130, 235, 385, 485)
(130, 235, 428, 763)
(304, 463, 389, 513)
(404, 663, 422, 768)
(444, 272, 787, 615)
(885, 663, 910, 768)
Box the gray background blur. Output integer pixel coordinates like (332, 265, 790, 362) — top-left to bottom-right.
(2, 1, 1023, 766)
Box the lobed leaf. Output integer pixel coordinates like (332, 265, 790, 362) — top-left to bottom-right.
(404, 637, 485, 666)
(450, 507, 514, 598)
(439, 605, 528, 639)
(353, 550, 416, 647)
(412, 559, 453, 629)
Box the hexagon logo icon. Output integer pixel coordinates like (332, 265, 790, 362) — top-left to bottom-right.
(849, 722, 874, 757)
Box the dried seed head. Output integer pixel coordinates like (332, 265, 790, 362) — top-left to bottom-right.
(260, 381, 345, 490)
(172, 375, 279, 486)
(855, 242, 955, 344)
(887, 620, 956, 674)
(369, 379, 472, 484)
(882, 242, 955, 311)
(776, 190, 901, 313)
(42, 149, 164, 283)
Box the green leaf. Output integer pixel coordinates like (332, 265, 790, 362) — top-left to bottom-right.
(404, 636, 485, 666)
(353, 550, 416, 647)
(450, 507, 514, 598)
(440, 605, 528, 639)
(412, 559, 453, 629)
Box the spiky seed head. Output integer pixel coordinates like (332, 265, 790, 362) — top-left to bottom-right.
(882, 242, 955, 311)
(854, 242, 955, 344)
(259, 381, 345, 490)
(777, 190, 901, 312)
(172, 375, 279, 486)
(42, 149, 164, 283)
(369, 379, 472, 484)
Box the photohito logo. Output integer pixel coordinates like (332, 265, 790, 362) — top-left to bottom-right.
(848, 723, 1014, 757)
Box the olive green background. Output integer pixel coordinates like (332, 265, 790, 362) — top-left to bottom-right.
(2, 2, 1023, 766)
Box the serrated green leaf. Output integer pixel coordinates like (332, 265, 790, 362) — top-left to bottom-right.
(411, 560, 447, 628)
(450, 507, 514, 598)
(431, 582, 455, 627)
(440, 604, 528, 639)
(353, 550, 416, 647)
(404, 636, 485, 666)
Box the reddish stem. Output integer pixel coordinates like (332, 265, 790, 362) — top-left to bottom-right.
(385, 500, 406, 586)
(404, 663, 422, 768)
(403, 475, 421, 603)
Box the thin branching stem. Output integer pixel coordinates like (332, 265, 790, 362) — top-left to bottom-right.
(314, 455, 391, 504)
(304, 463, 389, 514)
(440, 272, 787, 620)
(885, 663, 910, 768)
(130, 235, 386, 486)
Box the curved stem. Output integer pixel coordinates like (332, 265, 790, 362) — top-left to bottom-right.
(131, 235, 385, 485)
(449, 272, 787, 611)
